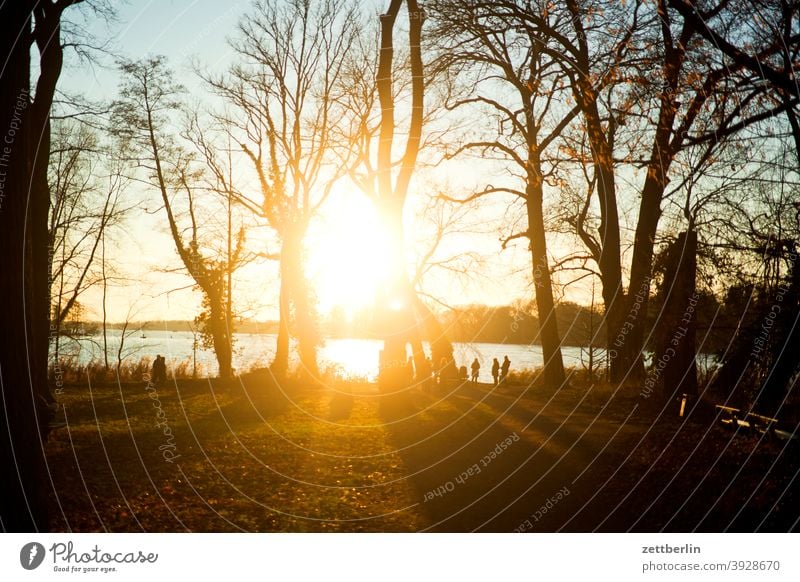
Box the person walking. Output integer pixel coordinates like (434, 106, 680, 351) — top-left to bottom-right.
(470, 358, 480, 384)
(152, 355, 166, 385)
(406, 356, 415, 383)
(500, 355, 510, 384)
(491, 358, 500, 386)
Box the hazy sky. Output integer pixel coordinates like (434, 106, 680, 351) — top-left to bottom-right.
(58, 1, 575, 323)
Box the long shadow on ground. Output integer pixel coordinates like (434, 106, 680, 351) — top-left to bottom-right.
(382, 380, 800, 532)
(380, 381, 628, 531)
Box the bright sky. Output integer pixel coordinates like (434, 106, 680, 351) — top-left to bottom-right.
(60, 0, 581, 323)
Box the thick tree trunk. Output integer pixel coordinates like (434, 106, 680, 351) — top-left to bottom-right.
(653, 230, 698, 398)
(588, 120, 625, 383)
(760, 248, 800, 414)
(375, 201, 414, 388)
(208, 298, 233, 379)
(565, 0, 626, 383)
(271, 227, 319, 378)
(374, 1, 456, 394)
(619, 5, 686, 382)
(272, 248, 291, 375)
(412, 293, 453, 368)
(572, 79, 625, 381)
(291, 262, 320, 379)
(31, 121, 53, 402)
(621, 177, 665, 383)
(526, 173, 565, 388)
(30, 0, 67, 411)
(376, 236, 454, 391)
(0, 2, 50, 532)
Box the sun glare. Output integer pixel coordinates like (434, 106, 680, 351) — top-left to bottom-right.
(307, 191, 393, 317)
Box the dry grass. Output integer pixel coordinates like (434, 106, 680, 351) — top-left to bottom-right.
(45, 370, 800, 532)
(50, 357, 203, 385)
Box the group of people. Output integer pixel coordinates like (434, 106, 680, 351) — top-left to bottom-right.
(470, 355, 511, 385)
(403, 354, 512, 387)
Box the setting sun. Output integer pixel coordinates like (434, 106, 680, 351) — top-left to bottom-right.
(306, 189, 393, 316)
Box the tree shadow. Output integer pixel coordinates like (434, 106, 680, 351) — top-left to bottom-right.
(380, 380, 599, 531)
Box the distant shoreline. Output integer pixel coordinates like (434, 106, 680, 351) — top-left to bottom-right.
(70, 322, 606, 349)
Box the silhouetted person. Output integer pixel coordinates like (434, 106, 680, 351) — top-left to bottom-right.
(152, 355, 166, 385)
(491, 358, 500, 386)
(419, 357, 433, 392)
(470, 358, 480, 383)
(458, 365, 468, 381)
(437, 357, 448, 385)
(500, 355, 510, 384)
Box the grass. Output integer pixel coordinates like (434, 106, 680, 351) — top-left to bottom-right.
(45, 369, 800, 532)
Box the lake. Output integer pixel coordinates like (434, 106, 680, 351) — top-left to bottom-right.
(54, 330, 607, 381)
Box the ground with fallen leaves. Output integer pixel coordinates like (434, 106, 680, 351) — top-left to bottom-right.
(46, 371, 800, 532)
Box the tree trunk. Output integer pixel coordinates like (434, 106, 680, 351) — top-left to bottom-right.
(271, 226, 319, 378)
(290, 251, 320, 379)
(373, 191, 416, 382)
(653, 230, 698, 398)
(622, 180, 667, 383)
(102, 233, 110, 370)
(526, 171, 565, 388)
(759, 246, 800, 414)
(208, 297, 233, 379)
(272, 247, 291, 375)
(374, 1, 456, 393)
(619, 4, 686, 382)
(572, 84, 625, 381)
(565, 0, 626, 383)
(591, 131, 626, 384)
(31, 0, 67, 410)
(31, 120, 54, 402)
(0, 1, 49, 532)
(412, 292, 453, 368)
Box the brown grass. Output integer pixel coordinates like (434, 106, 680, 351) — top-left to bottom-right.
(45, 370, 800, 532)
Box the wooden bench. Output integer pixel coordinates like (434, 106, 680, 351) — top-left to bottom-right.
(714, 404, 792, 439)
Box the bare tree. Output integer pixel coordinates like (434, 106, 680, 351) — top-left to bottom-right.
(428, 0, 584, 387)
(669, 0, 800, 164)
(408, 191, 489, 305)
(203, 0, 362, 378)
(480, 0, 791, 386)
(685, 154, 800, 412)
(336, 0, 461, 390)
(616, 0, 797, 382)
(47, 119, 132, 365)
(113, 57, 245, 380)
